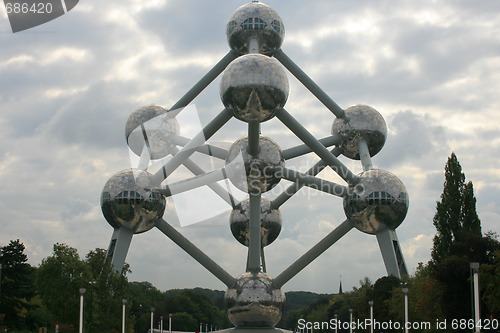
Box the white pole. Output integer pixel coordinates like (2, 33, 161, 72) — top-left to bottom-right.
(402, 288, 409, 333)
(349, 309, 353, 333)
(161, 316, 164, 333)
(471, 263, 480, 333)
(151, 308, 155, 333)
(369, 301, 374, 333)
(169, 313, 172, 333)
(79, 288, 86, 333)
(122, 299, 127, 333)
(334, 314, 338, 333)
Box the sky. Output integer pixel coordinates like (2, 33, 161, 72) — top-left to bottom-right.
(1, 0, 499, 295)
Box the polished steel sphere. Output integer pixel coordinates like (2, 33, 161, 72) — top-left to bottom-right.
(101, 169, 165, 233)
(225, 272, 285, 328)
(226, 2, 285, 55)
(220, 54, 289, 123)
(230, 197, 282, 247)
(343, 169, 408, 235)
(125, 105, 179, 160)
(225, 136, 284, 194)
(332, 104, 387, 159)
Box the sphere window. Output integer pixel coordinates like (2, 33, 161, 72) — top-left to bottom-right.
(227, 21, 237, 34)
(271, 20, 281, 33)
(367, 191, 394, 205)
(241, 17, 266, 30)
(398, 192, 408, 204)
(117, 191, 143, 205)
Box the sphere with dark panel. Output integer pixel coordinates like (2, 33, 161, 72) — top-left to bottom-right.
(225, 135, 284, 194)
(225, 272, 285, 328)
(101, 169, 165, 234)
(343, 169, 408, 235)
(331, 104, 387, 160)
(230, 197, 282, 247)
(125, 105, 179, 160)
(226, 1, 285, 55)
(220, 54, 289, 123)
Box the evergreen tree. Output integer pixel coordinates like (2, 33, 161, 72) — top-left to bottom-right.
(430, 152, 466, 265)
(0, 239, 36, 330)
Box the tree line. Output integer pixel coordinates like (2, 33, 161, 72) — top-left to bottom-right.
(1, 152, 499, 332)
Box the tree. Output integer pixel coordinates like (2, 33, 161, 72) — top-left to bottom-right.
(36, 243, 91, 329)
(480, 250, 500, 317)
(429, 153, 500, 320)
(0, 239, 36, 330)
(430, 152, 466, 265)
(85, 248, 131, 332)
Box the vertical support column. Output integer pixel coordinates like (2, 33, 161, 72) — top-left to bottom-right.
(247, 194, 262, 272)
(376, 228, 408, 278)
(358, 139, 373, 171)
(106, 227, 134, 272)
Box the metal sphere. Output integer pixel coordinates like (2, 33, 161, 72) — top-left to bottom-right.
(343, 169, 409, 235)
(225, 136, 284, 194)
(230, 197, 282, 247)
(125, 105, 179, 160)
(226, 2, 285, 55)
(220, 54, 289, 123)
(225, 272, 285, 328)
(331, 104, 387, 159)
(101, 169, 166, 234)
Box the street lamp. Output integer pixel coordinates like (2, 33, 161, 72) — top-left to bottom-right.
(79, 288, 86, 333)
(402, 287, 409, 333)
(368, 301, 374, 333)
(334, 314, 338, 333)
(151, 307, 155, 333)
(349, 309, 353, 333)
(122, 299, 127, 333)
(161, 316, 164, 333)
(169, 313, 172, 333)
(470, 262, 480, 333)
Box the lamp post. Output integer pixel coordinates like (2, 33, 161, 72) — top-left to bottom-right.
(402, 287, 409, 333)
(150, 307, 155, 333)
(470, 262, 480, 333)
(169, 313, 172, 333)
(161, 316, 164, 333)
(368, 301, 374, 333)
(334, 314, 338, 333)
(79, 288, 86, 333)
(349, 309, 353, 333)
(122, 299, 127, 333)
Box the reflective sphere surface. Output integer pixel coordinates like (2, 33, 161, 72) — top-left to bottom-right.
(344, 169, 408, 235)
(226, 2, 285, 55)
(125, 105, 179, 160)
(225, 136, 284, 194)
(220, 54, 289, 123)
(225, 272, 285, 328)
(332, 105, 387, 159)
(101, 169, 165, 233)
(230, 197, 282, 247)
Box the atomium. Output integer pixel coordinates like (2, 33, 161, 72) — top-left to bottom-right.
(221, 53, 289, 122)
(230, 197, 282, 247)
(101, 169, 166, 233)
(225, 135, 284, 194)
(344, 169, 409, 234)
(226, 1, 285, 55)
(225, 272, 285, 328)
(101, 1, 412, 330)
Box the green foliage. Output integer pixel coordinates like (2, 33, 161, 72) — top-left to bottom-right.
(36, 243, 91, 327)
(480, 249, 500, 317)
(0, 239, 36, 330)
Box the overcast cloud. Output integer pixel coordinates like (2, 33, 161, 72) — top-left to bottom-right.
(1, 0, 499, 294)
